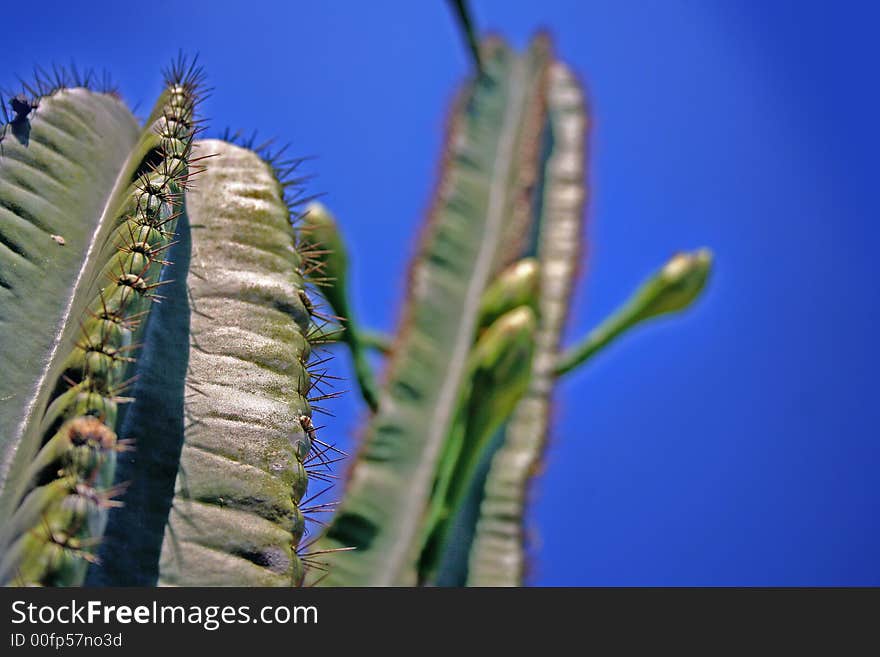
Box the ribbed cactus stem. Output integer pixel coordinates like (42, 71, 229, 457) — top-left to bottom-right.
(156, 140, 324, 587)
(0, 59, 201, 587)
(418, 304, 537, 583)
(0, 416, 122, 586)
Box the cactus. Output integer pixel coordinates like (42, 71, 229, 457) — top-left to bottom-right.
(306, 34, 712, 586)
(0, 58, 203, 586)
(0, 61, 332, 586)
(0, 4, 711, 587)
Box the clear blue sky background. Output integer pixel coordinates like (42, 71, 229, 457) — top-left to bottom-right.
(7, 1, 877, 585)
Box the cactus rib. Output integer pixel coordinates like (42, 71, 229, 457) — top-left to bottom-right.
(0, 89, 139, 506)
(466, 61, 588, 586)
(418, 304, 538, 583)
(0, 417, 122, 585)
(312, 36, 553, 586)
(0, 59, 203, 585)
(156, 140, 326, 586)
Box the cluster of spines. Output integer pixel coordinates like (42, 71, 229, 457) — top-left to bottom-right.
(0, 58, 204, 586)
(294, 414, 355, 584)
(0, 64, 119, 154)
(44, 57, 205, 437)
(218, 128, 324, 218)
(0, 416, 128, 585)
(9, 62, 119, 99)
(293, 190, 353, 584)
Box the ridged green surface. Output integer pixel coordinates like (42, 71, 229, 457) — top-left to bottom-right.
(0, 416, 120, 585)
(0, 89, 139, 512)
(315, 37, 552, 586)
(0, 72, 200, 585)
(467, 62, 587, 585)
(417, 304, 538, 583)
(157, 140, 316, 586)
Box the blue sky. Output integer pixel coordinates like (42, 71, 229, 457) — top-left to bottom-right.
(6, 1, 878, 585)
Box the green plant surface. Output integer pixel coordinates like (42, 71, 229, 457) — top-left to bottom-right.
(301, 203, 379, 412)
(312, 36, 554, 586)
(0, 67, 334, 587)
(417, 304, 538, 583)
(0, 88, 140, 505)
(156, 140, 322, 586)
(310, 38, 712, 587)
(462, 66, 712, 586)
(476, 258, 540, 331)
(0, 2, 714, 588)
(0, 63, 201, 585)
(0, 417, 121, 585)
(360, 329, 393, 355)
(463, 61, 588, 584)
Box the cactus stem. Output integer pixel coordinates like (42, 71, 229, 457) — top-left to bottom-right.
(0, 55, 205, 587)
(359, 330, 394, 355)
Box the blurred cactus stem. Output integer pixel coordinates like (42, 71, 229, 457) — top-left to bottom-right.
(555, 248, 713, 376)
(360, 329, 394, 355)
(302, 202, 380, 411)
(417, 305, 538, 582)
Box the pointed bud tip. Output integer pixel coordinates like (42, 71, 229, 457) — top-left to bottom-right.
(498, 305, 537, 335)
(304, 201, 333, 223)
(642, 247, 713, 319)
(662, 248, 713, 283)
(510, 257, 540, 280)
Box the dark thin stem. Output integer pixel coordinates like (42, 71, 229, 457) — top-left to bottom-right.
(359, 329, 393, 356)
(446, 0, 483, 74)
